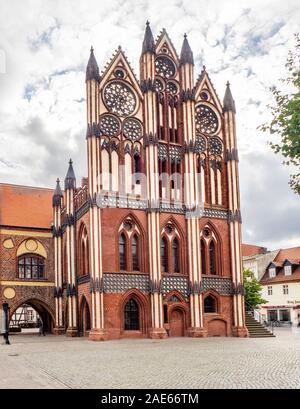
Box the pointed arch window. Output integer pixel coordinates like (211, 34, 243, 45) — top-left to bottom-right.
(201, 239, 206, 275)
(63, 243, 67, 284)
(79, 226, 89, 277)
(209, 241, 216, 275)
(134, 154, 141, 173)
(172, 238, 179, 273)
(132, 234, 139, 271)
(134, 154, 141, 184)
(124, 298, 139, 330)
(119, 233, 127, 270)
(204, 295, 217, 313)
(161, 237, 168, 273)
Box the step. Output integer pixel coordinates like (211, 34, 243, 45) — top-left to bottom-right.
(245, 313, 275, 337)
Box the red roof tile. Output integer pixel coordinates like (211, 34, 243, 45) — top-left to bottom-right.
(0, 183, 53, 229)
(274, 247, 300, 263)
(260, 265, 300, 284)
(242, 243, 267, 257)
(260, 246, 300, 284)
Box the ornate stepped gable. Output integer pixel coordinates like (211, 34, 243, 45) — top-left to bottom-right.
(50, 22, 247, 340)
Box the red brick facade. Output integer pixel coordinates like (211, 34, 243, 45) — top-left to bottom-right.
(0, 23, 248, 340)
(0, 185, 55, 331)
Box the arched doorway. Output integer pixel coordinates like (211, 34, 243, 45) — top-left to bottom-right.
(169, 308, 184, 337)
(120, 290, 149, 337)
(124, 298, 139, 330)
(9, 299, 54, 334)
(79, 297, 91, 336)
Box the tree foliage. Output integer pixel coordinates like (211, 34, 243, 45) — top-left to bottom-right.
(244, 269, 267, 310)
(260, 33, 300, 194)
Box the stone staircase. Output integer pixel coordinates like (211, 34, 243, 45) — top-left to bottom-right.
(245, 311, 275, 338)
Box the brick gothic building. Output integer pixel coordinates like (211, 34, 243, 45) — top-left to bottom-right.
(0, 23, 248, 340)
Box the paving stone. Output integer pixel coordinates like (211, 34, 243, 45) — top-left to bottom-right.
(0, 328, 300, 389)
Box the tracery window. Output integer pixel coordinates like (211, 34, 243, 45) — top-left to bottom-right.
(99, 114, 121, 137)
(123, 118, 143, 141)
(132, 234, 139, 271)
(172, 238, 179, 273)
(18, 255, 45, 280)
(161, 223, 183, 274)
(118, 218, 143, 272)
(103, 81, 137, 117)
(119, 233, 127, 270)
(209, 241, 216, 275)
(201, 239, 206, 275)
(155, 56, 176, 79)
(79, 225, 89, 277)
(200, 227, 220, 276)
(208, 137, 223, 155)
(195, 104, 219, 135)
(161, 237, 168, 273)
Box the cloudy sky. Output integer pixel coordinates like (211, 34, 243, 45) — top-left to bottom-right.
(0, 0, 299, 250)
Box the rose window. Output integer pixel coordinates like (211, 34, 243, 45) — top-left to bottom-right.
(166, 81, 178, 94)
(195, 136, 207, 153)
(195, 104, 219, 135)
(99, 114, 120, 137)
(155, 56, 176, 79)
(155, 78, 164, 92)
(123, 118, 143, 141)
(103, 81, 137, 117)
(208, 137, 223, 155)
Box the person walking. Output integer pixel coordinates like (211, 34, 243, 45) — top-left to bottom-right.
(37, 317, 45, 336)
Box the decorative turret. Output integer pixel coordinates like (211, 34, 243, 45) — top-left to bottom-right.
(141, 21, 155, 55)
(180, 34, 194, 65)
(52, 178, 63, 207)
(64, 159, 76, 190)
(86, 46, 100, 82)
(223, 81, 236, 113)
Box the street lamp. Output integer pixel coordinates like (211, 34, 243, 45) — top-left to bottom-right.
(2, 302, 10, 345)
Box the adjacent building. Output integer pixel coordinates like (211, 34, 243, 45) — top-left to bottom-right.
(242, 244, 278, 280)
(242, 244, 300, 326)
(260, 247, 300, 326)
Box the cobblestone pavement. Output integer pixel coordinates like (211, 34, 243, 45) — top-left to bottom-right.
(1, 328, 300, 389)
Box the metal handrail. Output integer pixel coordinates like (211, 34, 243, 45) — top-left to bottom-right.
(245, 301, 274, 334)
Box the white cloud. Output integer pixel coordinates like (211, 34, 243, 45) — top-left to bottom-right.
(0, 0, 299, 249)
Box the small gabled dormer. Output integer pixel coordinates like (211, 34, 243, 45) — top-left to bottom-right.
(267, 262, 277, 278)
(283, 259, 292, 276)
(282, 259, 298, 276)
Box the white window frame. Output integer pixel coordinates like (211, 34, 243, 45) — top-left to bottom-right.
(283, 285, 289, 295)
(267, 286, 273, 296)
(284, 265, 292, 276)
(269, 267, 276, 278)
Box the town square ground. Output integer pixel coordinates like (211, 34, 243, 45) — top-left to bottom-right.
(1, 328, 300, 389)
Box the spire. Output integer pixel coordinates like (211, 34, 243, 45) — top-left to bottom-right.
(223, 81, 236, 113)
(180, 33, 194, 65)
(64, 159, 76, 190)
(141, 20, 155, 55)
(86, 46, 100, 82)
(52, 178, 63, 207)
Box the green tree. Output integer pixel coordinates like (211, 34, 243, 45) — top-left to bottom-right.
(244, 269, 267, 310)
(260, 33, 300, 194)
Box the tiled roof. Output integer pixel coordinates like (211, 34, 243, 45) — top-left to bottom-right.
(260, 246, 300, 285)
(274, 247, 300, 263)
(260, 265, 300, 284)
(242, 243, 267, 257)
(0, 183, 53, 229)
